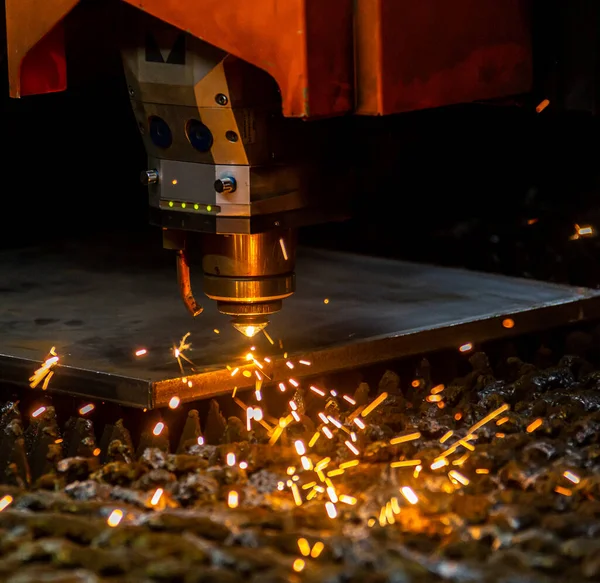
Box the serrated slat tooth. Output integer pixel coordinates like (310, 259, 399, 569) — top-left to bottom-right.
(136, 416, 169, 458)
(204, 400, 226, 445)
(63, 416, 97, 458)
(0, 402, 21, 435)
(177, 409, 203, 453)
(23, 407, 49, 457)
(99, 419, 135, 464)
(27, 406, 61, 480)
(0, 417, 30, 488)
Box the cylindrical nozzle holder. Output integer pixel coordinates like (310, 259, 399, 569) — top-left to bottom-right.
(201, 229, 296, 277)
(201, 229, 297, 322)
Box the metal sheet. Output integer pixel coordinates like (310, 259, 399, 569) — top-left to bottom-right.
(1, 235, 600, 409)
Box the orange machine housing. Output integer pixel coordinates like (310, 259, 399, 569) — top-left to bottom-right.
(6, 0, 532, 118)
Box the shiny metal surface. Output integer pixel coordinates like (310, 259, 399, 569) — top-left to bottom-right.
(203, 275, 295, 303)
(141, 169, 159, 185)
(201, 230, 296, 277)
(214, 177, 236, 194)
(201, 229, 297, 325)
(150, 159, 222, 209)
(1, 234, 600, 409)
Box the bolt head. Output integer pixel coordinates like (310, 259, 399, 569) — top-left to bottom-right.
(214, 177, 236, 194)
(140, 169, 159, 185)
(215, 93, 228, 106)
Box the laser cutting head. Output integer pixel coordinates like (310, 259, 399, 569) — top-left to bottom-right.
(168, 228, 296, 335)
(126, 15, 346, 334)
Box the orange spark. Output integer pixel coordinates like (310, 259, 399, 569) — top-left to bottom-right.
(227, 491, 239, 508)
(526, 418, 543, 433)
(361, 392, 388, 417)
(555, 486, 572, 497)
(536, 98, 550, 113)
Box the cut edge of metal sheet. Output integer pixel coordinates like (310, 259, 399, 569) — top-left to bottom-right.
(2, 292, 600, 410)
(0, 354, 153, 409)
(152, 292, 600, 407)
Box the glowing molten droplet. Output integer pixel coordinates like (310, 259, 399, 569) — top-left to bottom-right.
(32, 407, 46, 418)
(107, 509, 123, 527)
(232, 322, 268, 338)
(297, 538, 311, 556)
(400, 486, 418, 504)
(311, 541, 325, 557)
(153, 422, 165, 436)
(536, 98, 550, 113)
(294, 440, 306, 455)
(325, 501, 337, 518)
(79, 404, 95, 415)
(151, 488, 163, 506)
(168, 397, 180, 409)
(0, 496, 13, 511)
(227, 491, 239, 508)
(577, 224, 594, 236)
(563, 470, 580, 484)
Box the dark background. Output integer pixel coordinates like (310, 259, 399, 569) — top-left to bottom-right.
(3, 0, 600, 287)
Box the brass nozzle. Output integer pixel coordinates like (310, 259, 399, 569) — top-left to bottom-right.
(201, 229, 297, 334)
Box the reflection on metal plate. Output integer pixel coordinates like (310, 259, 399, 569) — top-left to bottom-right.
(1, 236, 599, 409)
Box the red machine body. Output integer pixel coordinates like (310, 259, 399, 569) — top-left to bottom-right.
(6, 0, 532, 118)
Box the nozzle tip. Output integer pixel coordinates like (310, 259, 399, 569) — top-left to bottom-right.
(232, 321, 268, 338)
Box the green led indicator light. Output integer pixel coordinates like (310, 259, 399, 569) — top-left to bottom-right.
(181, 202, 186, 209)
(168, 201, 174, 208)
(194, 204, 199, 210)
(206, 205, 212, 212)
